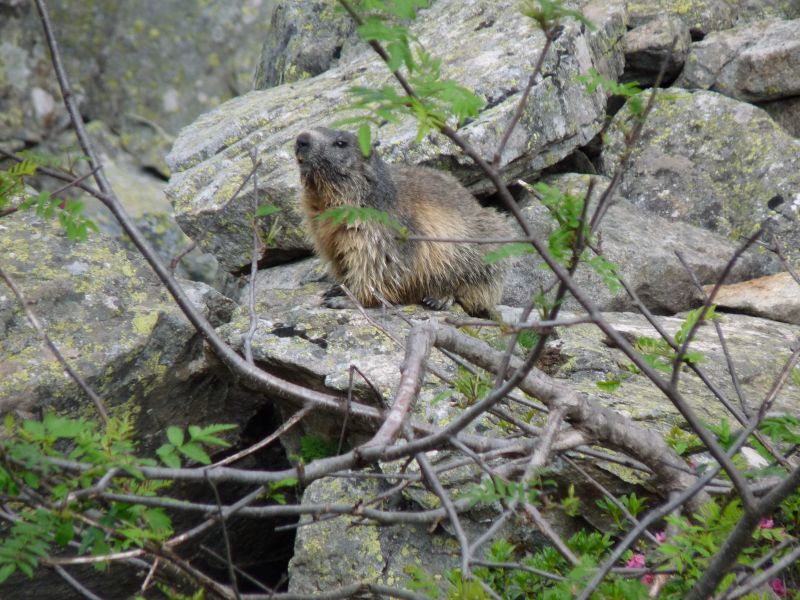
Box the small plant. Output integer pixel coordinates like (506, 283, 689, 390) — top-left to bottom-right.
(338, 0, 484, 151)
(452, 365, 492, 406)
(0, 413, 179, 583)
(298, 435, 339, 461)
(0, 156, 98, 241)
(316, 205, 409, 238)
(156, 424, 236, 468)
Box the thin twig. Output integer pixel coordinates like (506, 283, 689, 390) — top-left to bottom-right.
(724, 544, 800, 600)
(206, 477, 241, 600)
(169, 158, 262, 272)
(416, 446, 472, 577)
(244, 148, 262, 364)
(0, 265, 109, 424)
(52, 565, 104, 600)
(212, 406, 312, 468)
(492, 30, 555, 168)
(562, 455, 660, 545)
(199, 545, 275, 595)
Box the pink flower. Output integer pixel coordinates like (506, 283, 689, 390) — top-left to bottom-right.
(642, 573, 655, 585)
(626, 553, 645, 569)
(759, 518, 774, 529)
(770, 578, 786, 597)
(655, 531, 667, 544)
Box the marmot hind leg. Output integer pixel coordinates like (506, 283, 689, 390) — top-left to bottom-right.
(455, 282, 502, 318)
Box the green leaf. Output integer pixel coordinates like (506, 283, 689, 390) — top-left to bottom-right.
(357, 123, 372, 157)
(517, 330, 539, 350)
(316, 206, 408, 236)
(156, 445, 181, 468)
(177, 442, 211, 465)
(299, 435, 338, 461)
(55, 520, 74, 546)
(483, 242, 534, 264)
(596, 378, 621, 393)
(17, 560, 34, 578)
(428, 388, 452, 406)
(586, 255, 621, 294)
(255, 204, 281, 217)
(44, 413, 86, 439)
(0, 564, 16, 584)
(22, 472, 40, 488)
(22, 420, 45, 440)
(142, 509, 172, 536)
(166, 426, 184, 447)
(272, 477, 298, 489)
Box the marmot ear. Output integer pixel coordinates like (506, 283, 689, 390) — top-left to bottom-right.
(365, 140, 382, 161)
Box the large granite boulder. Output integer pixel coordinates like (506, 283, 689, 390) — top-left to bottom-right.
(621, 15, 691, 85)
(626, 0, 736, 36)
(677, 19, 800, 102)
(503, 174, 780, 314)
(253, 0, 358, 90)
(164, 0, 627, 272)
(0, 209, 238, 451)
(598, 89, 800, 266)
(0, 0, 274, 152)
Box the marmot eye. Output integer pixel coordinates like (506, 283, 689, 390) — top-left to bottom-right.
(333, 140, 348, 148)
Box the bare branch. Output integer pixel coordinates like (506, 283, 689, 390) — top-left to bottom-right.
(365, 322, 432, 448)
(0, 265, 109, 424)
(213, 406, 312, 468)
(207, 476, 241, 600)
(415, 447, 471, 577)
(725, 544, 800, 600)
(51, 565, 105, 600)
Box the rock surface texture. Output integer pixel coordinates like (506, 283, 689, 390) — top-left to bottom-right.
(599, 89, 800, 265)
(678, 18, 800, 102)
(704, 272, 800, 325)
(3, 0, 800, 596)
(0, 211, 238, 451)
(0, 0, 274, 146)
(503, 175, 779, 313)
(621, 15, 691, 84)
(164, 0, 627, 271)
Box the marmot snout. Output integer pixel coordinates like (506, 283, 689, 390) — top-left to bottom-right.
(295, 127, 514, 317)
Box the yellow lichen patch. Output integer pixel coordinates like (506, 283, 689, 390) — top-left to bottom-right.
(132, 312, 159, 335)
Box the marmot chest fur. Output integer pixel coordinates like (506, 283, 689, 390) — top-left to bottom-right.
(294, 127, 514, 317)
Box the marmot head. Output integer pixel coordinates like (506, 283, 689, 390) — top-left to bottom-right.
(295, 127, 394, 207)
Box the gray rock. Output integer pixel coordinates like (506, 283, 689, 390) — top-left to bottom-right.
(704, 271, 800, 325)
(626, 0, 735, 36)
(0, 0, 274, 147)
(734, 0, 800, 25)
(0, 209, 237, 451)
(285, 304, 800, 591)
(549, 310, 800, 424)
(220, 262, 462, 445)
(677, 19, 800, 102)
(288, 476, 455, 594)
(253, 0, 358, 89)
(0, 3, 72, 144)
(598, 89, 800, 266)
(502, 174, 778, 314)
(759, 96, 800, 137)
(165, 0, 627, 272)
(622, 15, 691, 85)
(34, 121, 226, 288)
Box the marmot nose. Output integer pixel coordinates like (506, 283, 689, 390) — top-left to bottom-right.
(295, 131, 312, 156)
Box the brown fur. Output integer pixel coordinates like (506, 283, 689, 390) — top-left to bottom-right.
(295, 127, 514, 316)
